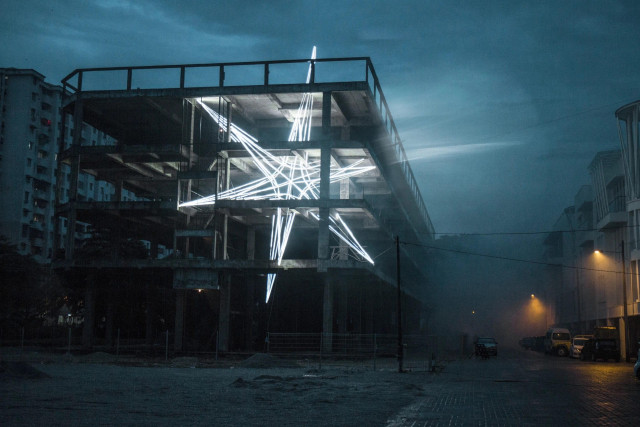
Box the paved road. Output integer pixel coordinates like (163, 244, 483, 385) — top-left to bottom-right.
(388, 348, 640, 426)
(1, 348, 638, 426)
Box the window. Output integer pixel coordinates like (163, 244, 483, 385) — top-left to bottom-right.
(24, 192, 29, 203)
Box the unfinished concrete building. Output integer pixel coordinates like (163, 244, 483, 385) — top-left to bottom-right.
(54, 55, 435, 353)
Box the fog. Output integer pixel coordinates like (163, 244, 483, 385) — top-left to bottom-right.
(423, 234, 550, 349)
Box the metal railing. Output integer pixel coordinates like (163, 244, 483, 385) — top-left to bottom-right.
(61, 57, 434, 237)
(264, 332, 468, 370)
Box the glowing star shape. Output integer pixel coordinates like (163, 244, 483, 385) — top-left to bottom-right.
(180, 47, 374, 302)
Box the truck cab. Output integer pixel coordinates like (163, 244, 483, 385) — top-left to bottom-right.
(544, 327, 571, 357)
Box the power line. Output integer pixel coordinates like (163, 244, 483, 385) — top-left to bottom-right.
(432, 223, 640, 237)
(401, 240, 637, 276)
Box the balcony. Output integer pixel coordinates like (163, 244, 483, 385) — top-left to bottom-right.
(38, 133, 50, 146)
(574, 185, 593, 213)
(596, 195, 627, 230)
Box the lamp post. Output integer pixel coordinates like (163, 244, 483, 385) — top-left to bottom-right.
(621, 241, 630, 363)
(595, 242, 631, 363)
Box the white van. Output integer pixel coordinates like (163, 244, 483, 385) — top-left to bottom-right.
(544, 327, 572, 357)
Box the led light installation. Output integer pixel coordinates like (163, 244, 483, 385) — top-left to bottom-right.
(180, 48, 374, 302)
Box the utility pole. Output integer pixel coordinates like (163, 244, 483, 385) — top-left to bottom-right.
(396, 236, 403, 373)
(621, 240, 630, 363)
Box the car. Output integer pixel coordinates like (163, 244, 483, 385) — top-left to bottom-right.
(569, 336, 592, 358)
(475, 337, 498, 358)
(580, 338, 620, 362)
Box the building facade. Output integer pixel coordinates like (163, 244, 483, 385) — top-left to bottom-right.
(544, 146, 640, 360)
(1, 68, 61, 261)
(0, 68, 164, 262)
(53, 56, 435, 352)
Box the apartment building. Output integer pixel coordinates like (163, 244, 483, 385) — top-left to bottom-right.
(543, 148, 639, 360)
(0, 68, 61, 261)
(0, 68, 153, 261)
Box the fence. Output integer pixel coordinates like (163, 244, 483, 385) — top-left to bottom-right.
(0, 324, 166, 357)
(265, 333, 469, 371)
(2, 325, 470, 369)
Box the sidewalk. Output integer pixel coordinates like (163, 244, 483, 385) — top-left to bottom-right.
(387, 349, 640, 426)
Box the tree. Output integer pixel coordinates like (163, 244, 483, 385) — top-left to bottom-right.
(0, 236, 65, 331)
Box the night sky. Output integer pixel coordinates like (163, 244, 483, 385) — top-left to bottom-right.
(3, 0, 640, 236)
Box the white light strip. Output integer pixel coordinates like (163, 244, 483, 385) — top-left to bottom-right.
(178, 47, 374, 302)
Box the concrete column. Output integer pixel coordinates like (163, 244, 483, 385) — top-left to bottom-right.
(322, 273, 334, 352)
(174, 290, 185, 351)
(218, 274, 231, 352)
(246, 227, 256, 261)
(65, 98, 83, 260)
(322, 91, 331, 135)
(223, 158, 230, 260)
(225, 101, 232, 142)
(353, 283, 362, 333)
(150, 239, 159, 259)
(318, 92, 332, 263)
(338, 179, 349, 260)
(82, 275, 95, 348)
(363, 283, 373, 334)
(114, 180, 123, 202)
(105, 286, 114, 347)
(145, 284, 154, 349)
(245, 227, 256, 350)
(336, 281, 348, 333)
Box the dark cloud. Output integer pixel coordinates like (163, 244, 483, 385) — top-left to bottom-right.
(2, 0, 640, 234)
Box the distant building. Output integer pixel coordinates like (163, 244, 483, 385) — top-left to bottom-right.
(543, 146, 639, 360)
(0, 68, 168, 261)
(0, 68, 62, 261)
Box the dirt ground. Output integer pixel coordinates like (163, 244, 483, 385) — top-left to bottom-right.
(1, 349, 436, 426)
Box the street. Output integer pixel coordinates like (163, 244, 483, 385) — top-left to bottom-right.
(389, 348, 640, 426)
(1, 348, 639, 426)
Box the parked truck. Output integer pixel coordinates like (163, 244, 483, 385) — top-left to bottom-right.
(580, 326, 620, 362)
(544, 327, 572, 356)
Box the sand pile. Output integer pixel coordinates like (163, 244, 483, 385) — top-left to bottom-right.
(80, 352, 117, 363)
(238, 353, 300, 368)
(171, 357, 199, 368)
(0, 361, 51, 379)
